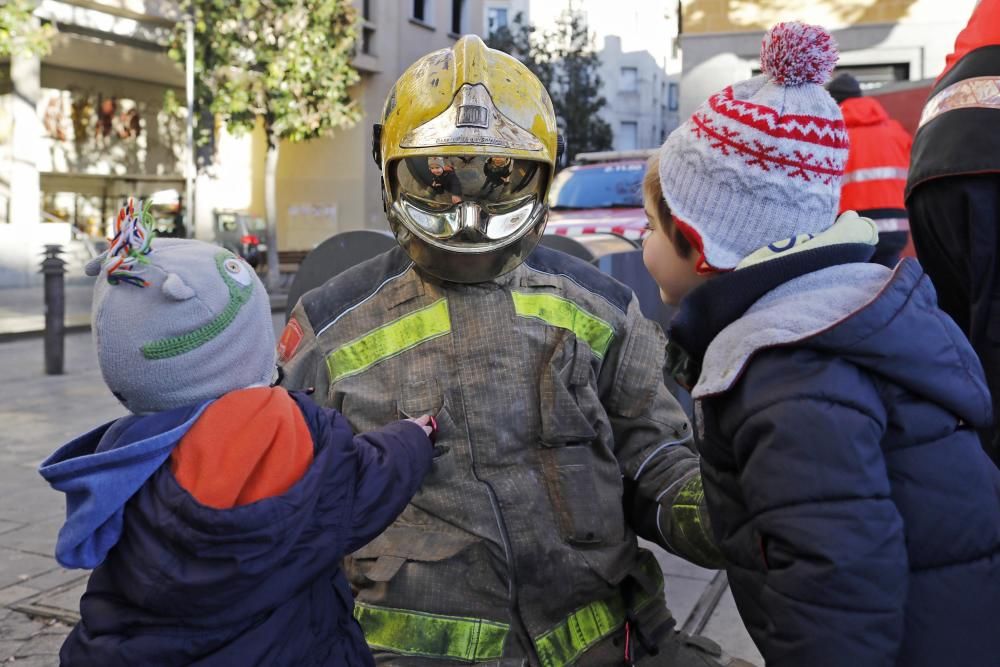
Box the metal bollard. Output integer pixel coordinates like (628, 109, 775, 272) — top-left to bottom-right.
(40, 244, 67, 375)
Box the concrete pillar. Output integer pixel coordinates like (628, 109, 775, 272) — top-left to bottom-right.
(9, 49, 41, 228)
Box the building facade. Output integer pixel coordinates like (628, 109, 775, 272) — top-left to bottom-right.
(678, 0, 980, 118)
(1, 0, 185, 286)
(599, 35, 679, 150)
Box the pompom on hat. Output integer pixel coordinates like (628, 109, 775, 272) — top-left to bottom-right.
(88, 199, 276, 414)
(658, 22, 848, 271)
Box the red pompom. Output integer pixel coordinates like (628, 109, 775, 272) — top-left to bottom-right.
(760, 22, 838, 86)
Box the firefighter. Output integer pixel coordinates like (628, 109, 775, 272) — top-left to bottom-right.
(906, 0, 1000, 465)
(280, 36, 751, 666)
(827, 72, 913, 267)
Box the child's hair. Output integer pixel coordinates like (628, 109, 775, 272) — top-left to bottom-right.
(643, 152, 692, 259)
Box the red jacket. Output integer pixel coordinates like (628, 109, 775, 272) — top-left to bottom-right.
(940, 0, 1000, 81)
(838, 97, 913, 232)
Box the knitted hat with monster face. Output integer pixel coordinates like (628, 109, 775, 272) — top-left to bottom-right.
(86, 200, 275, 414)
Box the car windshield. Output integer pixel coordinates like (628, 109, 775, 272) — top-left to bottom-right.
(548, 162, 645, 209)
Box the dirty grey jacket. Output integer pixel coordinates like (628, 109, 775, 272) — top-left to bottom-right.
(281, 246, 720, 666)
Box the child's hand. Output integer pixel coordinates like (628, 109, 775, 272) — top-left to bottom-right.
(407, 415, 437, 441)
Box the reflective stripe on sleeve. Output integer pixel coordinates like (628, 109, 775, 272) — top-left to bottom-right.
(872, 217, 909, 232)
(326, 298, 451, 382)
(919, 76, 1000, 129)
(669, 475, 721, 567)
(841, 167, 909, 185)
(511, 291, 614, 359)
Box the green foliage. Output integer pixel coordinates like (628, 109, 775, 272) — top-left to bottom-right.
(169, 0, 361, 156)
(487, 10, 612, 157)
(0, 0, 55, 59)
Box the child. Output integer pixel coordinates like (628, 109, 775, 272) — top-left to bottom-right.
(642, 22, 1000, 667)
(39, 200, 436, 666)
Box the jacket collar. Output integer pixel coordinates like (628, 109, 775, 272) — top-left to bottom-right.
(667, 243, 874, 389)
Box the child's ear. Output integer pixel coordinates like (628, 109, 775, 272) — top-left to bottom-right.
(162, 272, 196, 301)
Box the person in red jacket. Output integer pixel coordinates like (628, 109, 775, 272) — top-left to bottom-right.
(906, 0, 1000, 466)
(828, 73, 913, 267)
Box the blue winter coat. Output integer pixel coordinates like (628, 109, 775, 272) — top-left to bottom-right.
(669, 246, 1000, 667)
(39, 389, 433, 666)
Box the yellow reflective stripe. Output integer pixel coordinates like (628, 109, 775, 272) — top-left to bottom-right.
(670, 475, 719, 566)
(534, 557, 663, 667)
(327, 298, 450, 383)
(534, 597, 625, 667)
(511, 292, 614, 359)
(353, 556, 663, 666)
(354, 602, 508, 662)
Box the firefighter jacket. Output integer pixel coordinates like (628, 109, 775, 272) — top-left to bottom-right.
(907, 0, 1000, 197)
(839, 97, 912, 234)
(280, 245, 722, 666)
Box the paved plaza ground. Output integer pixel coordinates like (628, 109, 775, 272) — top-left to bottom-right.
(0, 314, 761, 665)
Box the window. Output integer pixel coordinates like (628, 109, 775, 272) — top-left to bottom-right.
(620, 67, 638, 93)
(619, 121, 638, 151)
(547, 162, 646, 209)
(360, 0, 375, 56)
(487, 6, 508, 35)
(833, 64, 910, 91)
(668, 83, 679, 111)
(361, 25, 375, 55)
(750, 63, 910, 91)
(413, 0, 426, 22)
(451, 0, 466, 34)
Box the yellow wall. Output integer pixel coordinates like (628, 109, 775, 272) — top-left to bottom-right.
(244, 88, 367, 251)
(682, 0, 924, 34)
(274, 122, 367, 250)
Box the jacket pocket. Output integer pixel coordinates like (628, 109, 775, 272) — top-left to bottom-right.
(397, 379, 444, 420)
(396, 378, 455, 482)
(539, 334, 624, 546)
(539, 335, 601, 444)
(349, 523, 476, 584)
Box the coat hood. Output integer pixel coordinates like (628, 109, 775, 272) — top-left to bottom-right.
(841, 96, 890, 127)
(38, 403, 211, 569)
(695, 259, 992, 428)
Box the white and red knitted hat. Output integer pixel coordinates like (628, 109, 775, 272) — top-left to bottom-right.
(659, 22, 848, 270)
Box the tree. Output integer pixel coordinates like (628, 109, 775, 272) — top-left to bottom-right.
(487, 11, 612, 160)
(169, 0, 360, 287)
(0, 0, 55, 59)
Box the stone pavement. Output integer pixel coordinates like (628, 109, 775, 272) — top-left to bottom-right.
(0, 326, 761, 665)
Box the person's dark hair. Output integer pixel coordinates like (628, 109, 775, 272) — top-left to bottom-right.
(826, 72, 862, 104)
(643, 153, 693, 258)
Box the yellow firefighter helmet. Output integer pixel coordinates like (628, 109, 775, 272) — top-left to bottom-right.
(374, 35, 561, 283)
